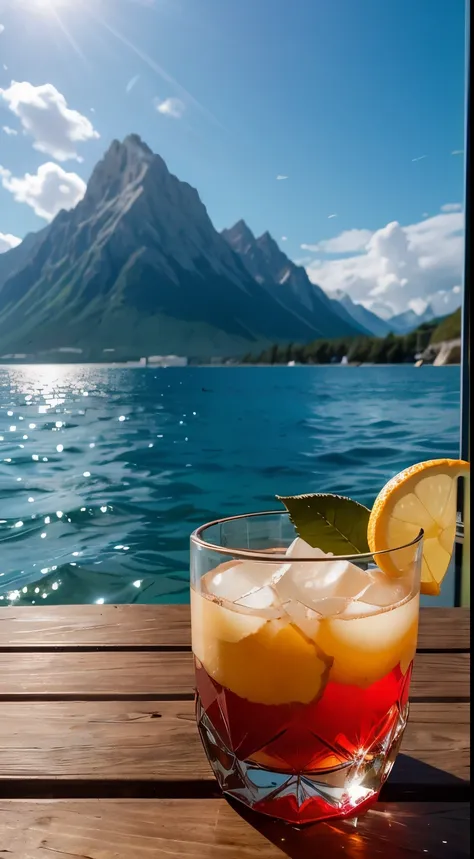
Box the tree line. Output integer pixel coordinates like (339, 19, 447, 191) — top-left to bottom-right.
(241, 323, 440, 365)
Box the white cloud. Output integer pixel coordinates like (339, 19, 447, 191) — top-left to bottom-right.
(0, 232, 21, 253)
(305, 208, 464, 317)
(156, 97, 185, 118)
(0, 24, 4, 34)
(276, 174, 288, 181)
(441, 202, 462, 213)
(301, 228, 373, 255)
(411, 155, 427, 162)
(0, 162, 86, 221)
(0, 81, 99, 161)
(281, 236, 288, 241)
(2, 125, 18, 136)
(328, 213, 337, 219)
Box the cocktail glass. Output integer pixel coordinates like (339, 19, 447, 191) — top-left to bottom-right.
(191, 511, 423, 825)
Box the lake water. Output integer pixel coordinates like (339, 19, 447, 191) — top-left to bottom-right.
(0, 364, 461, 607)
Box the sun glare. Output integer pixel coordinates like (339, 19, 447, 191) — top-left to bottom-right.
(24, 0, 70, 14)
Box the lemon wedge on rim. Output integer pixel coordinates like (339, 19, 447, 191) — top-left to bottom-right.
(368, 458, 470, 596)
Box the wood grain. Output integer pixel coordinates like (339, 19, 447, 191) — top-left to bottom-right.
(0, 800, 469, 858)
(0, 606, 469, 650)
(0, 604, 191, 648)
(0, 701, 468, 786)
(0, 650, 192, 698)
(0, 604, 469, 855)
(0, 650, 469, 699)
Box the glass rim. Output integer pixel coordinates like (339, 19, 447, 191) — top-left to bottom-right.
(191, 509, 424, 562)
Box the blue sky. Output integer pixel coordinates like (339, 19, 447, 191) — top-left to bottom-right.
(0, 0, 467, 317)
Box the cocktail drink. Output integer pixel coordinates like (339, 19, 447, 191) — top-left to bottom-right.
(190, 459, 469, 825)
(191, 515, 421, 824)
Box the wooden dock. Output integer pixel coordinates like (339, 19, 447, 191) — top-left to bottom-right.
(0, 605, 469, 857)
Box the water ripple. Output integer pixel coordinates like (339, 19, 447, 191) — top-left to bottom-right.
(0, 364, 460, 607)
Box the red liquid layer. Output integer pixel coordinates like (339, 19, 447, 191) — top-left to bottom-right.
(196, 658, 412, 823)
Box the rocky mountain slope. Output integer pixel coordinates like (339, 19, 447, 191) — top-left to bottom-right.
(0, 135, 363, 359)
(222, 220, 368, 339)
(329, 289, 392, 337)
(388, 304, 437, 335)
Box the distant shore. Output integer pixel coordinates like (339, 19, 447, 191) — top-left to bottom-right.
(0, 361, 458, 369)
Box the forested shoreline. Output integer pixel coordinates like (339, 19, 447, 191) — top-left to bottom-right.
(241, 309, 461, 365)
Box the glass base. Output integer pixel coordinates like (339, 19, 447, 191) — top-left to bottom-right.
(197, 694, 408, 825)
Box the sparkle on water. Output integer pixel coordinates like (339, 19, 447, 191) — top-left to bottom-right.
(0, 363, 461, 607)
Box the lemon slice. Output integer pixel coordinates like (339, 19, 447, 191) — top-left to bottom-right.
(368, 459, 470, 596)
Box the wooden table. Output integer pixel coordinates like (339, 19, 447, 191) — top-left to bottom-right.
(0, 606, 470, 857)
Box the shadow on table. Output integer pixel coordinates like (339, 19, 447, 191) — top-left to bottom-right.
(226, 756, 469, 859)
(385, 753, 469, 798)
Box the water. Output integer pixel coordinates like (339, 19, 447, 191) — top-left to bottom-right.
(0, 364, 460, 607)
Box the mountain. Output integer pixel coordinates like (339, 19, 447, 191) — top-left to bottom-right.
(388, 304, 437, 334)
(222, 221, 366, 339)
(429, 307, 462, 344)
(330, 291, 443, 338)
(0, 228, 49, 290)
(330, 289, 391, 337)
(0, 136, 362, 360)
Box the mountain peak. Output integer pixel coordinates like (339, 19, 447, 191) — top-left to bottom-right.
(83, 134, 162, 208)
(222, 219, 364, 337)
(123, 133, 153, 155)
(233, 218, 251, 231)
(102, 134, 154, 165)
(221, 220, 256, 253)
(0, 138, 364, 358)
(332, 291, 391, 337)
(256, 231, 281, 257)
(222, 219, 255, 240)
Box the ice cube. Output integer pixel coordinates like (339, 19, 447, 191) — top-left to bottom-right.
(285, 537, 329, 560)
(192, 587, 331, 706)
(235, 586, 276, 611)
(202, 559, 283, 618)
(339, 601, 381, 619)
(359, 569, 411, 608)
(191, 589, 267, 654)
(281, 598, 322, 638)
(204, 559, 276, 600)
(307, 597, 349, 618)
(274, 546, 371, 611)
(316, 593, 420, 687)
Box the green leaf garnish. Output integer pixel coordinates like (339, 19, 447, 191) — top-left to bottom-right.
(277, 493, 371, 554)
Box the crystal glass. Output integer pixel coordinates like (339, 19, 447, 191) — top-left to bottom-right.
(190, 511, 423, 825)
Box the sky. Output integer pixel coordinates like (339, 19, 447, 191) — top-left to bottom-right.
(0, 0, 468, 318)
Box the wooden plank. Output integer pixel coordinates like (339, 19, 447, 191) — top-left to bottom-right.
(0, 605, 191, 649)
(0, 605, 469, 651)
(0, 651, 192, 698)
(0, 800, 469, 858)
(0, 650, 469, 699)
(0, 701, 468, 787)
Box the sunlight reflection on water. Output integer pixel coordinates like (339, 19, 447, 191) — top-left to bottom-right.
(0, 364, 460, 607)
